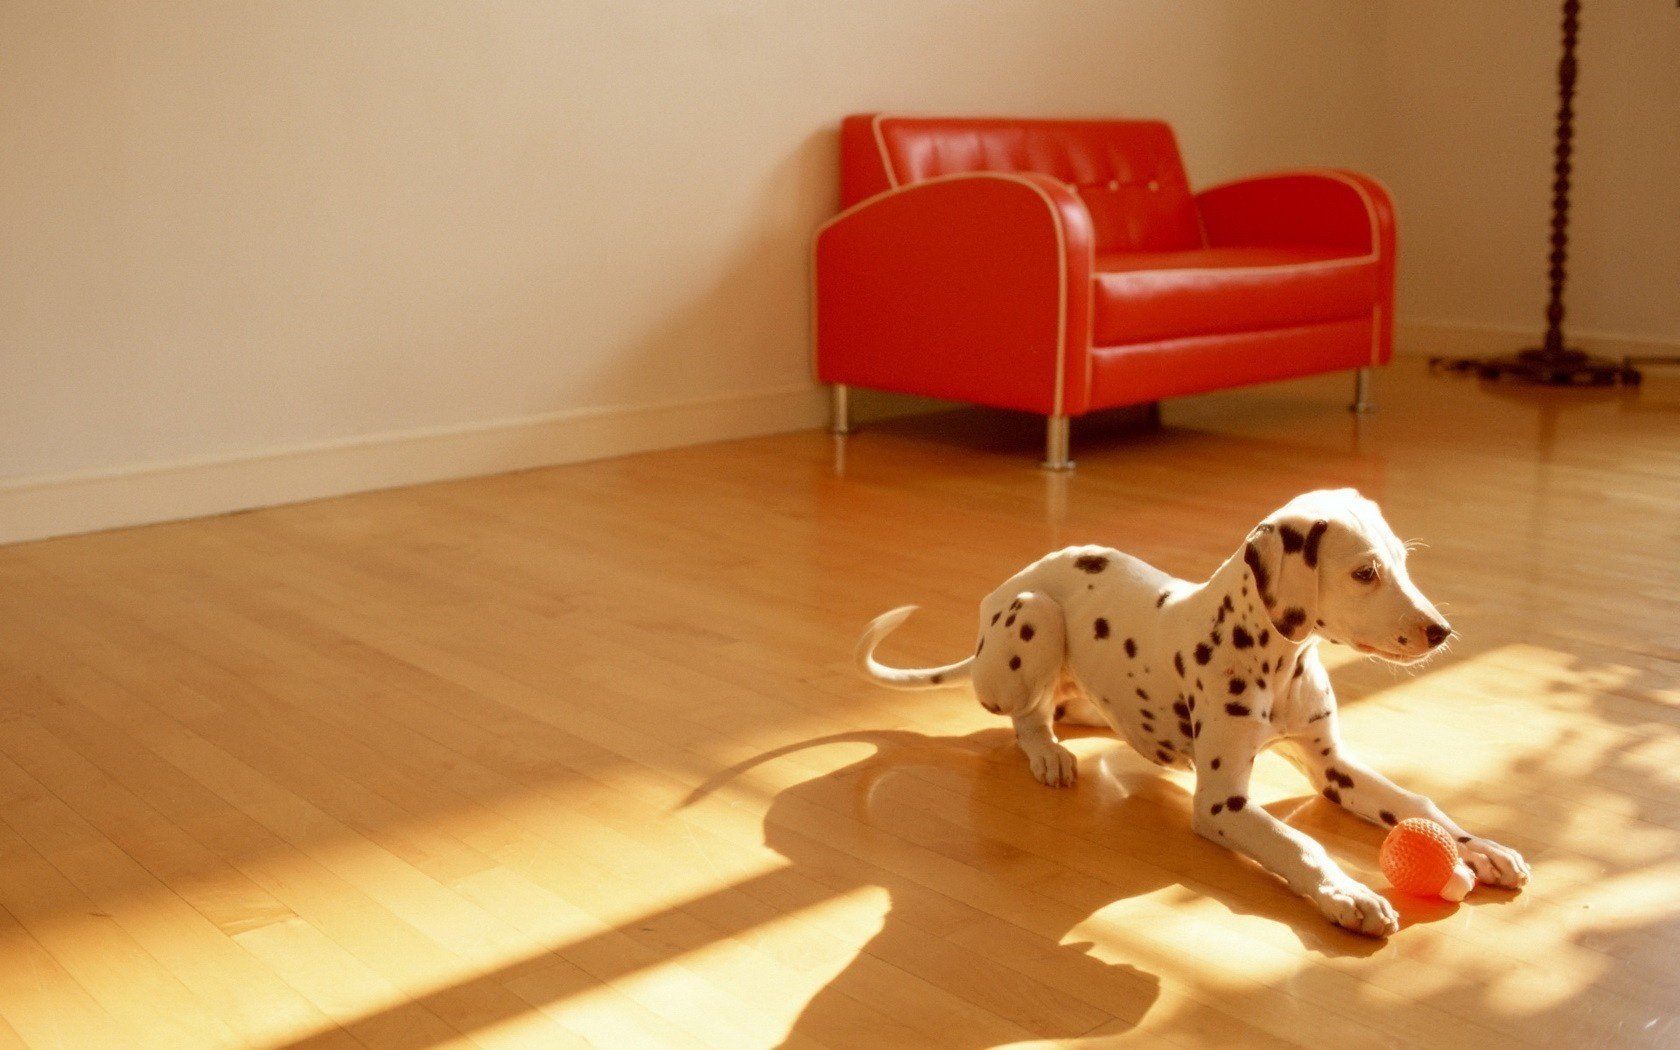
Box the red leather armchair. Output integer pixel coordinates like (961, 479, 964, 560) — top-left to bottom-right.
(812, 115, 1395, 468)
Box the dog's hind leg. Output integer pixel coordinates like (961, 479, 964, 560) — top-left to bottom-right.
(973, 592, 1077, 787)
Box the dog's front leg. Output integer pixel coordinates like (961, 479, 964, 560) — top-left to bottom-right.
(1013, 705, 1077, 787)
(1194, 719, 1398, 936)
(1288, 736, 1530, 890)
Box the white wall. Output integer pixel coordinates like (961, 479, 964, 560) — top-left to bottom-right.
(0, 1, 1383, 540)
(20, 3, 1674, 542)
(1377, 1, 1680, 346)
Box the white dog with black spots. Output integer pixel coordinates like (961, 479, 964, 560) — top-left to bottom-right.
(856, 488, 1529, 936)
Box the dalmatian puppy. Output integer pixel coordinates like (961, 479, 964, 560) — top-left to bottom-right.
(855, 488, 1529, 937)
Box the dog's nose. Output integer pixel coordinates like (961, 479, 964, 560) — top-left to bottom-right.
(1424, 622, 1451, 648)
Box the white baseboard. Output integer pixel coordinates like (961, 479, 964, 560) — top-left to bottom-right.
(1396, 319, 1680, 362)
(0, 384, 828, 546)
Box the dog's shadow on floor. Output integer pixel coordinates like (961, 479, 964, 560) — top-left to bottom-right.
(687, 725, 1448, 1047)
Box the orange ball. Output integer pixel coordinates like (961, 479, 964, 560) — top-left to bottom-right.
(1381, 818, 1474, 900)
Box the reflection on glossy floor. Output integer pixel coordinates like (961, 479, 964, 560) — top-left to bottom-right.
(2, 358, 1679, 1048)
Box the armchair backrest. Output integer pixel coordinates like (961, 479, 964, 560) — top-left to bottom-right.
(840, 114, 1202, 254)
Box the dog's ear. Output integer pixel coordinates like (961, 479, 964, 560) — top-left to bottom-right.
(1243, 518, 1329, 642)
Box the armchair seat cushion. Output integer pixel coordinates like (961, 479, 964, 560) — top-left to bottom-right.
(1092, 246, 1379, 347)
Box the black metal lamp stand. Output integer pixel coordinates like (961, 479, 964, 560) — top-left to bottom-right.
(1430, 0, 1641, 386)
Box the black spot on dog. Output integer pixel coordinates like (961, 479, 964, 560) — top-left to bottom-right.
(1225, 702, 1250, 716)
(1156, 749, 1173, 763)
(1380, 810, 1397, 826)
(1178, 720, 1194, 737)
(1326, 768, 1355, 789)
(1157, 590, 1170, 607)
(1243, 542, 1271, 599)
(1256, 678, 1267, 690)
(1187, 696, 1196, 711)
(1307, 709, 1329, 723)
(1211, 802, 1224, 815)
(1054, 703, 1067, 721)
(992, 612, 1001, 625)
(1458, 836, 1471, 844)
(1195, 678, 1204, 691)
(1279, 524, 1305, 554)
(1174, 652, 1185, 677)
(1215, 605, 1227, 626)
(1226, 795, 1246, 812)
(1194, 644, 1213, 666)
(1093, 617, 1110, 639)
(1232, 626, 1254, 649)
(1136, 688, 1149, 701)
(1292, 661, 1305, 680)
(931, 674, 943, 684)
(1228, 678, 1246, 695)
(1209, 630, 1222, 647)
(1074, 554, 1110, 574)
(1193, 720, 1202, 738)
(977, 639, 985, 654)
(1260, 629, 1271, 647)
(1316, 619, 1326, 628)
(1323, 786, 1341, 804)
(1010, 599, 1022, 611)
(1262, 707, 1272, 721)
(1124, 638, 1137, 658)
(1303, 520, 1329, 568)
(1211, 757, 1221, 770)
(1320, 747, 1331, 756)
(1005, 614, 1016, 628)
(1172, 700, 1190, 718)
(1260, 659, 1270, 674)
(1277, 607, 1307, 637)
(1020, 623, 1035, 641)
(1009, 655, 1021, 671)
(1223, 595, 1235, 613)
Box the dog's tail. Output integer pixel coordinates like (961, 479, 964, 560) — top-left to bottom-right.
(854, 605, 973, 690)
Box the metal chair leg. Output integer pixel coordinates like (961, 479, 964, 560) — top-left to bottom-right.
(829, 384, 851, 435)
(1040, 415, 1074, 471)
(1350, 368, 1376, 413)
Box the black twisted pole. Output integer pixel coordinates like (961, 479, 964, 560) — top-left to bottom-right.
(1541, 0, 1579, 357)
(1430, 0, 1639, 385)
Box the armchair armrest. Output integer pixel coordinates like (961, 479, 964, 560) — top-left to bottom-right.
(1194, 169, 1393, 256)
(813, 172, 1095, 417)
(1195, 169, 1396, 363)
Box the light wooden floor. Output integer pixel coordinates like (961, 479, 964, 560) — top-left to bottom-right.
(3, 359, 1679, 1049)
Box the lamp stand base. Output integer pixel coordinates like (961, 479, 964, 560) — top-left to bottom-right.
(1430, 346, 1641, 387)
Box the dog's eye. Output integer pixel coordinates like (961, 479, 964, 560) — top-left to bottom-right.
(1351, 565, 1379, 583)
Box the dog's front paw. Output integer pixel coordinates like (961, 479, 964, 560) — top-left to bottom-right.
(1459, 836, 1530, 889)
(1027, 742, 1078, 788)
(1312, 880, 1398, 937)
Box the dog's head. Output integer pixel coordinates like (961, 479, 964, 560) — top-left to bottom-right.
(1242, 489, 1450, 663)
